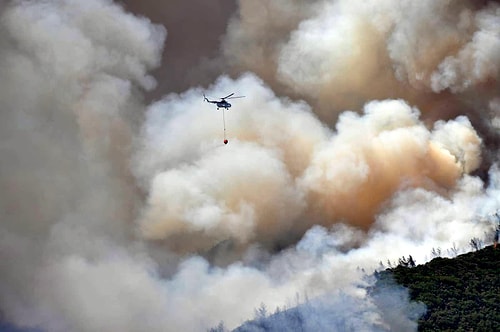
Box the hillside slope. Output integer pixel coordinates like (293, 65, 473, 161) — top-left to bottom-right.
(231, 246, 499, 332)
(376, 246, 500, 332)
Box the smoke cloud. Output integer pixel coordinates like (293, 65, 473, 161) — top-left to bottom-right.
(135, 78, 482, 251)
(224, 0, 500, 124)
(235, 280, 426, 332)
(1, 0, 499, 331)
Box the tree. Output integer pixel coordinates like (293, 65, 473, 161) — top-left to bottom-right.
(208, 321, 226, 332)
(469, 237, 482, 251)
(397, 255, 416, 268)
(254, 302, 268, 319)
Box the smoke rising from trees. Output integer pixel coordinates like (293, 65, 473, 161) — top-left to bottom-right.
(1, 0, 499, 331)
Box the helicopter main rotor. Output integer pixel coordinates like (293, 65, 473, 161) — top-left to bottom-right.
(220, 93, 245, 100)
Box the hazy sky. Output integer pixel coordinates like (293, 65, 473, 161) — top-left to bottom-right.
(120, 0, 237, 95)
(1, 1, 499, 331)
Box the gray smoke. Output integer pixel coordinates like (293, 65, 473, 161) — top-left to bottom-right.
(1, 1, 499, 331)
(235, 279, 425, 332)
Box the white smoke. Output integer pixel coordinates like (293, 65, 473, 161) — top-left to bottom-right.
(225, 0, 500, 122)
(0, 0, 167, 330)
(1, 1, 499, 332)
(235, 281, 425, 332)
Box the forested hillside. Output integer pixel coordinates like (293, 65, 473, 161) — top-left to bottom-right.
(230, 246, 499, 332)
(376, 246, 500, 332)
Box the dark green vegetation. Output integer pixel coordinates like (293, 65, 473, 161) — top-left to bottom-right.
(375, 246, 500, 332)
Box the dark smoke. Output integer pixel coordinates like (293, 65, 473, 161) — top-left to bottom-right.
(1, 1, 499, 331)
(119, 0, 237, 96)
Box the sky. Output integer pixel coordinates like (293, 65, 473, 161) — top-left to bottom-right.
(0, 0, 499, 331)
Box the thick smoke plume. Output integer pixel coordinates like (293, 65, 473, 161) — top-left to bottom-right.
(1, 0, 499, 331)
(224, 0, 500, 125)
(135, 75, 482, 251)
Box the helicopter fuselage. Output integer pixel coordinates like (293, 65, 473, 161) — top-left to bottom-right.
(216, 100, 231, 110)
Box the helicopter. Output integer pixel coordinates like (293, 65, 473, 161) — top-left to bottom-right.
(203, 92, 245, 145)
(203, 93, 245, 110)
